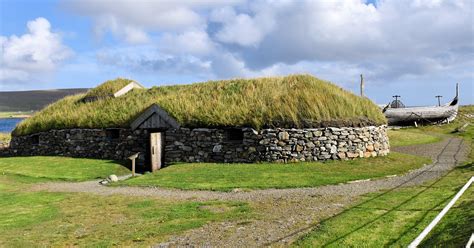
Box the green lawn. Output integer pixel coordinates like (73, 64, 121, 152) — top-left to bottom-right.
(0, 156, 131, 181)
(295, 105, 474, 247)
(0, 111, 32, 118)
(388, 129, 441, 147)
(0, 158, 251, 247)
(119, 152, 430, 191)
(294, 162, 474, 247)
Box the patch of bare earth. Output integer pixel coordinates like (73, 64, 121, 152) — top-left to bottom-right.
(31, 137, 468, 247)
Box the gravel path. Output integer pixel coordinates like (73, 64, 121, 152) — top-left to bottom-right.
(31, 137, 468, 247)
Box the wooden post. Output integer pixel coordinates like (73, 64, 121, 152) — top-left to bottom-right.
(128, 152, 140, 177)
(435, 95, 442, 106)
(360, 74, 364, 97)
(132, 159, 135, 177)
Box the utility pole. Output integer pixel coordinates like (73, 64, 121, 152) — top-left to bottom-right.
(392, 95, 401, 108)
(435, 95, 442, 106)
(360, 74, 364, 97)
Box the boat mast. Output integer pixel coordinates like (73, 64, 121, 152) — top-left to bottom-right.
(435, 95, 442, 106)
(392, 95, 401, 108)
(456, 83, 459, 98)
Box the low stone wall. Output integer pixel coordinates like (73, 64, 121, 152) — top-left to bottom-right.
(6, 126, 389, 165)
(165, 126, 389, 163)
(7, 129, 148, 163)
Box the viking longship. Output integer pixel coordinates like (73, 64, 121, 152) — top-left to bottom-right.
(382, 84, 459, 125)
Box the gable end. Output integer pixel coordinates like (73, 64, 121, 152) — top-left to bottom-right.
(130, 104, 180, 130)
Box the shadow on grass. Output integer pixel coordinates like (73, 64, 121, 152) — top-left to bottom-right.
(288, 139, 470, 247)
(419, 199, 474, 247)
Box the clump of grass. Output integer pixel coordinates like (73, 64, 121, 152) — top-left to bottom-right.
(13, 74, 386, 136)
(84, 78, 135, 98)
(0, 133, 11, 143)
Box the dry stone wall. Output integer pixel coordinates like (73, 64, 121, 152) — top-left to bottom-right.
(4, 126, 389, 165)
(7, 129, 148, 163)
(164, 126, 389, 163)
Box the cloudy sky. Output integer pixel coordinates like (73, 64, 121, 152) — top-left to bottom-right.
(0, 0, 472, 105)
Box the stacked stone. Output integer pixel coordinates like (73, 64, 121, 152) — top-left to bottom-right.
(7, 125, 389, 164)
(164, 128, 260, 163)
(258, 126, 389, 163)
(8, 129, 148, 162)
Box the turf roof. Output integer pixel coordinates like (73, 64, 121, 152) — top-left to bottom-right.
(13, 74, 386, 136)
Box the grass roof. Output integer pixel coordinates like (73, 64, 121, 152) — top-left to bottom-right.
(13, 75, 386, 136)
(83, 78, 134, 98)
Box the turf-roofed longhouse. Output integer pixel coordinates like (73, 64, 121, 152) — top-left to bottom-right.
(9, 75, 389, 170)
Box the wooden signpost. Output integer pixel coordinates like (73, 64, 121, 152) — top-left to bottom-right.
(128, 152, 140, 177)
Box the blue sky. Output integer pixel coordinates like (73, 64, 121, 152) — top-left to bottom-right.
(0, 0, 472, 105)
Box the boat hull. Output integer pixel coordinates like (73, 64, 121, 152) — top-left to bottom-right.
(384, 104, 458, 125)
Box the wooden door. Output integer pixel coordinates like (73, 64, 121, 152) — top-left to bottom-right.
(150, 132, 163, 171)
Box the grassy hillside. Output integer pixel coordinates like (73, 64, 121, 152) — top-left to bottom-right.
(0, 89, 88, 112)
(13, 75, 386, 136)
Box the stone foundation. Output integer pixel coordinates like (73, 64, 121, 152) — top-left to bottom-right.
(5, 126, 390, 165)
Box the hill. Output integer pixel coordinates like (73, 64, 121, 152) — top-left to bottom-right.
(13, 75, 387, 136)
(0, 89, 88, 112)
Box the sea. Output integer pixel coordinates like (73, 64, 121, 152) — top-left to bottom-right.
(0, 118, 24, 133)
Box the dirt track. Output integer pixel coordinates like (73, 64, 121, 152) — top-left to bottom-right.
(32, 137, 468, 247)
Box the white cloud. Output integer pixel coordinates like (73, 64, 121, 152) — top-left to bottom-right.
(160, 30, 214, 55)
(96, 45, 211, 76)
(65, 0, 472, 101)
(0, 17, 73, 83)
(211, 3, 277, 47)
(66, 0, 242, 43)
(93, 15, 150, 44)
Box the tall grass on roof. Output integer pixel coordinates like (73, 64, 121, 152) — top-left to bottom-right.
(84, 78, 133, 98)
(13, 75, 386, 136)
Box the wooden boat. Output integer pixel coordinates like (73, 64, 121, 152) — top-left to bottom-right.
(383, 84, 459, 125)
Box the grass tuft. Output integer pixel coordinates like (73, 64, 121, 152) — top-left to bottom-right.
(0, 133, 11, 143)
(84, 78, 135, 98)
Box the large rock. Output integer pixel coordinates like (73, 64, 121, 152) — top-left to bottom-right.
(278, 131, 290, 141)
(108, 174, 119, 182)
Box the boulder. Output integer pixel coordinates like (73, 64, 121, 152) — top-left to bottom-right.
(108, 174, 118, 182)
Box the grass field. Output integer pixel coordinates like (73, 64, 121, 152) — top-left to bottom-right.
(388, 128, 441, 147)
(295, 105, 474, 247)
(0, 111, 33, 118)
(294, 162, 473, 247)
(1, 105, 471, 246)
(14, 75, 386, 136)
(0, 158, 251, 247)
(119, 153, 429, 191)
(0, 156, 131, 181)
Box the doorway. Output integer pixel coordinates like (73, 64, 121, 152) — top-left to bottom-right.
(149, 132, 164, 171)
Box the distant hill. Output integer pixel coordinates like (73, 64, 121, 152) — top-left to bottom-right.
(0, 89, 88, 112)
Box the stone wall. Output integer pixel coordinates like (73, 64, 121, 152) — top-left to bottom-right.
(164, 126, 389, 163)
(5, 126, 389, 165)
(7, 129, 148, 164)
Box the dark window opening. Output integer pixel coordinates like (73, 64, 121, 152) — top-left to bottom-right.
(31, 135, 40, 145)
(225, 128, 244, 142)
(106, 129, 120, 140)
